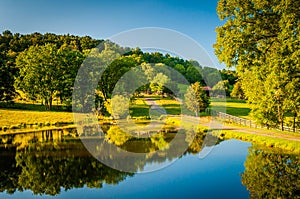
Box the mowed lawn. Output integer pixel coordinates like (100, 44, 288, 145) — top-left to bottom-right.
(0, 109, 74, 127)
(129, 97, 150, 118)
(130, 95, 182, 117)
(210, 98, 251, 119)
(155, 97, 181, 115)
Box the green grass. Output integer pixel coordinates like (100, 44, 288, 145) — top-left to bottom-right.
(154, 97, 181, 115)
(210, 97, 251, 118)
(222, 121, 300, 137)
(130, 96, 182, 117)
(129, 98, 150, 118)
(214, 130, 300, 154)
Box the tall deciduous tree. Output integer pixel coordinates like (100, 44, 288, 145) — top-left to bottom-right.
(16, 44, 84, 110)
(230, 81, 245, 99)
(0, 30, 17, 101)
(184, 82, 210, 116)
(212, 80, 230, 97)
(214, 0, 300, 130)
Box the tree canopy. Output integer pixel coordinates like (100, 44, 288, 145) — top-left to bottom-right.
(0, 30, 236, 115)
(214, 0, 300, 130)
(184, 82, 210, 116)
(16, 44, 84, 110)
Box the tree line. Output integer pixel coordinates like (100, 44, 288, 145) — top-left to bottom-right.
(0, 30, 100, 103)
(0, 30, 237, 115)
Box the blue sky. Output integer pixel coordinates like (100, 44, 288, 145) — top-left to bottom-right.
(0, 0, 225, 68)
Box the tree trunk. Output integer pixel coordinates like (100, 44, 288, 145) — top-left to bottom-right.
(293, 112, 296, 132)
(277, 104, 284, 131)
(49, 96, 52, 110)
(45, 99, 49, 110)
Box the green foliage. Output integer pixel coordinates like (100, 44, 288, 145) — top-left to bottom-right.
(230, 81, 245, 99)
(184, 82, 210, 116)
(212, 80, 230, 96)
(150, 73, 169, 94)
(201, 66, 221, 87)
(15, 44, 84, 110)
(0, 30, 99, 103)
(214, 0, 300, 130)
(104, 95, 129, 119)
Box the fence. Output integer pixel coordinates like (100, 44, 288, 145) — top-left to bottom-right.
(207, 109, 300, 133)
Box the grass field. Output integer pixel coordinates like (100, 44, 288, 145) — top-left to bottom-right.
(154, 97, 181, 115)
(129, 95, 182, 118)
(0, 109, 74, 129)
(129, 97, 150, 118)
(210, 98, 251, 118)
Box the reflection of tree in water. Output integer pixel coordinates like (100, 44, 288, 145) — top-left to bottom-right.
(95, 125, 221, 172)
(0, 147, 21, 194)
(0, 126, 221, 196)
(15, 150, 132, 195)
(241, 146, 300, 199)
(0, 138, 132, 196)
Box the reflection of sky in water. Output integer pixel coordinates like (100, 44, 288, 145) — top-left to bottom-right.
(1, 139, 251, 199)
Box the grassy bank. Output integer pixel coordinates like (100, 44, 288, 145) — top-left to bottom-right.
(0, 109, 75, 130)
(166, 116, 300, 154)
(214, 130, 300, 154)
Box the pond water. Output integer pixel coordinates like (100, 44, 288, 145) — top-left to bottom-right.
(0, 128, 299, 199)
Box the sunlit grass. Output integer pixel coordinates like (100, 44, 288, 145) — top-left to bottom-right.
(214, 130, 300, 154)
(0, 109, 74, 128)
(129, 97, 150, 118)
(210, 97, 251, 119)
(155, 97, 181, 115)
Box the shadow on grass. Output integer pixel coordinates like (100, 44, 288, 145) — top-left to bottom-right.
(213, 105, 251, 117)
(130, 106, 150, 117)
(0, 102, 71, 112)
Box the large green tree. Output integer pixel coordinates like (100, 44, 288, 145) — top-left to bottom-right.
(0, 30, 17, 101)
(214, 0, 300, 130)
(16, 44, 84, 110)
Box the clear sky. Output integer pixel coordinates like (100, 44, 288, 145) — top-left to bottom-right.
(0, 0, 225, 68)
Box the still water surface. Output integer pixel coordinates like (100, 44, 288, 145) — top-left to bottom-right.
(0, 128, 299, 198)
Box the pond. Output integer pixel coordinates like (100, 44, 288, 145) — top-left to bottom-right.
(0, 127, 299, 199)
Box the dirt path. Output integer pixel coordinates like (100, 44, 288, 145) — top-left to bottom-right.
(143, 98, 300, 142)
(173, 115, 300, 142)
